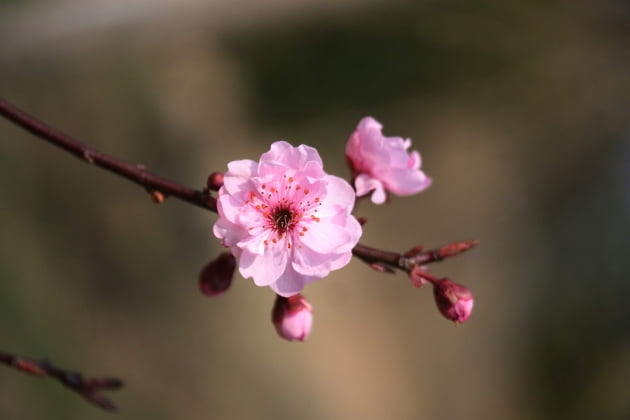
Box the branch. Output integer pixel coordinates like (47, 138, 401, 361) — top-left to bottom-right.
(0, 99, 216, 212)
(0, 350, 123, 411)
(353, 239, 479, 274)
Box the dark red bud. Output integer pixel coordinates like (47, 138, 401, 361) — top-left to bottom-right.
(206, 172, 224, 191)
(199, 253, 236, 297)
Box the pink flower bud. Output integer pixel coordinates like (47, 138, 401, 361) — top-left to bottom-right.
(272, 294, 313, 342)
(199, 253, 236, 297)
(433, 278, 474, 324)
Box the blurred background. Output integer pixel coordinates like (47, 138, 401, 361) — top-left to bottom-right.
(0, 0, 629, 419)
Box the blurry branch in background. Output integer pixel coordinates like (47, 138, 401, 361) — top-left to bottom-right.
(0, 97, 478, 409)
(0, 350, 123, 411)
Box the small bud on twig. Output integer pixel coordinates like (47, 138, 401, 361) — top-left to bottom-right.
(206, 171, 224, 191)
(148, 190, 166, 203)
(437, 240, 480, 259)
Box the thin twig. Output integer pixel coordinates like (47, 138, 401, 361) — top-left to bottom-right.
(0, 350, 123, 411)
(353, 239, 479, 273)
(0, 99, 216, 212)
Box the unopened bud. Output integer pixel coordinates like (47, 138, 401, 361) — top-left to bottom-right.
(272, 294, 313, 342)
(199, 253, 236, 297)
(437, 240, 480, 259)
(206, 171, 224, 191)
(433, 278, 474, 324)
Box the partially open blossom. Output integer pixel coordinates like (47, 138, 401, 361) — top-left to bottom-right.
(433, 278, 474, 324)
(345, 116, 431, 204)
(213, 141, 362, 297)
(199, 252, 236, 297)
(272, 294, 313, 342)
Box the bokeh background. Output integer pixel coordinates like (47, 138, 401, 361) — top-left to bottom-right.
(1, 0, 629, 419)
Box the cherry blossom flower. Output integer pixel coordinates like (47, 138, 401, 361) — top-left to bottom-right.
(345, 116, 432, 204)
(272, 294, 313, 341)
(213, 141, 362, 297)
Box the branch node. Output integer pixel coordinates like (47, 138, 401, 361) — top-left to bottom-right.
(82, 150, 95, 164)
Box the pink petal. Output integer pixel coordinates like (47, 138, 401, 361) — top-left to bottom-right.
(238, 241, 288, 286)
(270, 266, 318, 297)
(354, 174, 382, 198)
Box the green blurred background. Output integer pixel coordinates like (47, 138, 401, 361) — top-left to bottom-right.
(0, 0, 629, 419)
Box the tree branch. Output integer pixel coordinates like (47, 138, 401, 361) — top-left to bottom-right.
(0, 99, 216, 212)
(352, 239, 479, 274)
(0, 350, 123, 411)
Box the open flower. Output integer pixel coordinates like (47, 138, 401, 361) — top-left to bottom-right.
(213, 141, 362, 297)
(345, 116, 432, 204)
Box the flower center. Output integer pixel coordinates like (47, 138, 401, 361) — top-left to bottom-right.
(272, 206, 295, 234)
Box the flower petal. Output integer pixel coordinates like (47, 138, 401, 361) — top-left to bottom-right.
(239, 241, 288, 286)
(270, 265, 318, 297)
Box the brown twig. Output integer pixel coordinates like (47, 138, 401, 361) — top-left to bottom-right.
(0, 99, 216, 212)
(353, 239, 479, 274)
(0, 350, 123, 411)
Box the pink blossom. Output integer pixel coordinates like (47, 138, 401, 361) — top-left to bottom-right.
(272, 294, 313, 341)
(213, 141, 362, 297)
(433, 278, 474, 324)
(345, 117, 432, 204)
